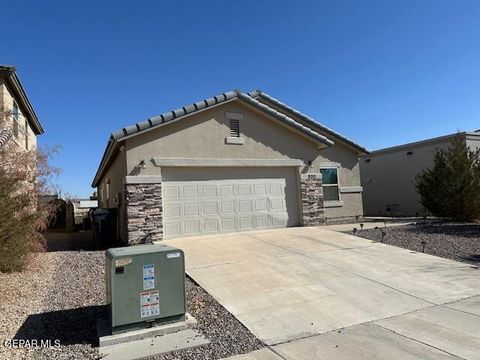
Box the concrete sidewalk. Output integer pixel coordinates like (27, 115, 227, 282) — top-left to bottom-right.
(166, 227, 480, 359)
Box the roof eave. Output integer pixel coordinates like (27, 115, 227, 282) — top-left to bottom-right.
(251, 90, 369, 155)
(0, 67, 44, 135)
(92, 89, 337, 187)
(91, 136, 117, 188)
(236, 91, 333, 148)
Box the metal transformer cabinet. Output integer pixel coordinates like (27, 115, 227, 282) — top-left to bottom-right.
(105, 244, 186, 334)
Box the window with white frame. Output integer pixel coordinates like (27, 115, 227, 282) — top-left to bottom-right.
(12, 101, 19, 139)
(320, 167, 339, 201)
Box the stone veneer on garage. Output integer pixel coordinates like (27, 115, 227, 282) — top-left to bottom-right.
(300, 174, 326, 226)
(125, 183, 163, 244)
(125, 174, 325, 244)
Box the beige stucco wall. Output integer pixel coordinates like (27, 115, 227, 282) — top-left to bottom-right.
(360, 137, 455, 216)
(121, 99, 363, 219)
(256, 98, 364, 219)
(0, 80, 37, 151)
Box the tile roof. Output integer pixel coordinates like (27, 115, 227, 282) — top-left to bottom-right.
(111, 91, 238, 140)
(248, 90, 368, 154)
(110, 90, 332, 146)
(93, 89, 367, 187)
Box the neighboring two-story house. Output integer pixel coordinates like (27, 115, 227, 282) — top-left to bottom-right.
(0, 65, 44, 150)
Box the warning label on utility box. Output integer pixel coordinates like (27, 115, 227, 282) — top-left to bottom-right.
(143, 264, 155, 290)
(140, 291, 160, 318)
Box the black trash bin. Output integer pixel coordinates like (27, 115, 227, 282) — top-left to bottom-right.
(92, 208, 118, 247)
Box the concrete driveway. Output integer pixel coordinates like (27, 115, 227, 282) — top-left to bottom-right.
(166, 227, 480, 359)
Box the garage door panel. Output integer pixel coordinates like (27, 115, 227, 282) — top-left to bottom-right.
(220, 185, 234, 196)
(270, 198, 285, 210)
(204, 219, 219, 232)
(204, 185, 217, 196)
(204, 202, 218, 215)
(164, 222, 182, 236)
(222, 218, 236, 231)
(163, 186, 180, 199)
(271, 214, 287, 226)
(162, 168, 298, 238)
(164, 203, 181, 217)
(183, 186, 198, 197)
(221, 201, 235, 213)
(238, 184, 252, 195)
(269, 183, 283, 195)
(184, 203, 199, 216)
(254, 184, 267, 195)
(255, 199, 268, 211)
(184, 221, 201, 234)
(239, 217, 253, 229)
(255, 215, 269, 227)
(239, 200, 253, 213)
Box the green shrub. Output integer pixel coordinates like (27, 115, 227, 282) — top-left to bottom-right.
(415, 134, 480, 221)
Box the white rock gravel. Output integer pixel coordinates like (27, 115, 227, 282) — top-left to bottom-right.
(0, 250, 264, 359)
(0, 251, 104, 359)
(348, 222, 480, 266)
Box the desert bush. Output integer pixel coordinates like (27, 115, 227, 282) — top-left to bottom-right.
(415, 134, 480, 221)
(0, 109, 60, 272)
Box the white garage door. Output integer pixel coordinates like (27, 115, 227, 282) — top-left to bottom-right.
(161, 167, 299, 239)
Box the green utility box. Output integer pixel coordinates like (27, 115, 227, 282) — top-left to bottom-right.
(105, 244, 186, 334)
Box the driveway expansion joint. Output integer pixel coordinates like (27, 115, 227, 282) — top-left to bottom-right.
(172, 228, 480, 358)
(374, 323, 466, 360)
(244, 232, 437, 306)
(441, 295, 480, 318)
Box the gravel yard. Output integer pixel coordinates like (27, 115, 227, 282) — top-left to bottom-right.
(348, 222, 480, 266)
(0, 250, 263, 359)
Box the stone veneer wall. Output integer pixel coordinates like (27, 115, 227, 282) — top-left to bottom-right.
(300, 173, 325, 226)
(125, 183, 163, 244)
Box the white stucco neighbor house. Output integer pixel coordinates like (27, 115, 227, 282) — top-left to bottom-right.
(92, 90, 368, 244)
(360, 131, 480, 217)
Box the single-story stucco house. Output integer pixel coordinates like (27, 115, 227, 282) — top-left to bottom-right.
(92, 90, 368, 244)
(360, 131, 480, 216)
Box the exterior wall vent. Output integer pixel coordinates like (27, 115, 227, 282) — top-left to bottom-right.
(406, 151, 413, 156)
(230, 119, 240, 138)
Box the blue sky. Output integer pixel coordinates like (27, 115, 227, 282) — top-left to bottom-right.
(2, 0, 480, 197)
